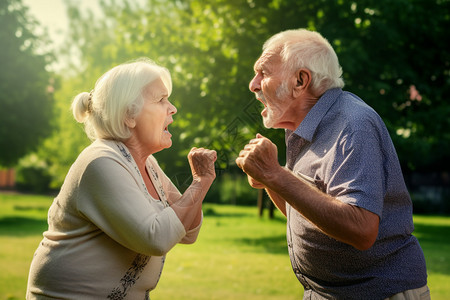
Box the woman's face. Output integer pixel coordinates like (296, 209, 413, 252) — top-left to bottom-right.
(132, 78, 177, 154)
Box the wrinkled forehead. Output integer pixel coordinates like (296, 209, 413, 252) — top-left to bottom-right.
(142, 77, 169, 102)
(253, 50, 282, 72)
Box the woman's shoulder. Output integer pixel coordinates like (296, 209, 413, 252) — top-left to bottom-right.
(73, 139, 129, 171)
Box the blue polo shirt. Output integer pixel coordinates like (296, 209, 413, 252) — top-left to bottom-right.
(285, 88, 427, 299)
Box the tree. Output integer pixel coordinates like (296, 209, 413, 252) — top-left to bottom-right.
(42, 0, 450, 190)
(0, 0, 55, 167)
(55, 0, 284, 189)
(298, 0, 450, 172)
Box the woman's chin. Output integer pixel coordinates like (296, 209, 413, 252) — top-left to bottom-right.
(163, 139, 173, 149)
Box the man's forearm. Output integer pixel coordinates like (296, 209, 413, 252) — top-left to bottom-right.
(265, 188, 287, 217)
(263, 167, 379, 250)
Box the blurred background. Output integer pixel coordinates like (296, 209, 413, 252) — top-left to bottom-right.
(1, 0, 449, 214)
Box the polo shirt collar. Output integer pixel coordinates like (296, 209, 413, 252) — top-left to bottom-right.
(292, 88, 343, 142)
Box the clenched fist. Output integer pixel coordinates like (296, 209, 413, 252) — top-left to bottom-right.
(235, 133, 281, 186)
(188, 147, 217, 182)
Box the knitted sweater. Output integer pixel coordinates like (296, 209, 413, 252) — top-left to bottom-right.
(27, 139, 201, 299)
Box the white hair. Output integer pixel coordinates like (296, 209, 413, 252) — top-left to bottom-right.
(263, 29, 344, 95)
(72, 58, 172, 141)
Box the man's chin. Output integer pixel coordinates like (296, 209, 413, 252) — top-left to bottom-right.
(262, 117, 275, 129)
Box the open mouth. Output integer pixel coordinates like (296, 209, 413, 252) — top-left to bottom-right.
(256, 92, 267, 107)
(164, 124, 170, 133)
(164, 120, 173, 133)
(259, 99, 267, 108)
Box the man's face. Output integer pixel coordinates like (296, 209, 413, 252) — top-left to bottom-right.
(249, 51, 292, 129)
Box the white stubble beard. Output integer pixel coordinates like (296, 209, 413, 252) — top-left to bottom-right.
(257, 82, 290, 129)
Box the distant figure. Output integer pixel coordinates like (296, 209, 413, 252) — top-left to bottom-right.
(236, 29, 429, 299)
(27, 58, 216, 299)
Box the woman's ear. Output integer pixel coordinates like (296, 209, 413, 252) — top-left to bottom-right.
(125, 118, 136, 129)
(293, 69, 312, 97)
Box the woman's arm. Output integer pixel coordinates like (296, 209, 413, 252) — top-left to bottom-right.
(78, 157, 187, 256)
(169, 148, 216, 232)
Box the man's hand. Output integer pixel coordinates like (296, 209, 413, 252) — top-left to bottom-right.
(247, 175, 265, 189)
(235, 133, 281, 185)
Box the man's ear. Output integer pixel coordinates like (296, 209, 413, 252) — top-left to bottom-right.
(125, 117, 136, 129)
(293, 69, 312, 97)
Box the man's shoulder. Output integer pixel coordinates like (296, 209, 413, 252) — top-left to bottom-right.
(334, 91, 384, 131)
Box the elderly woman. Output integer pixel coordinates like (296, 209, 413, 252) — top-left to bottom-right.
(26, 58, 217, 299)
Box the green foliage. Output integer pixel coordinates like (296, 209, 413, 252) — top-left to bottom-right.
(0, 0, 55, 167)
(205, 171, 259, 205)
(35, 75, 92, 188)
(37, 0, 450, 190)
(15, 154, 51, 193)
(315, 0, 450, 172)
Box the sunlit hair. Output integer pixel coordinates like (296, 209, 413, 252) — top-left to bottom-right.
(72, 58, 172, 141)
(263, 29, 344, 95)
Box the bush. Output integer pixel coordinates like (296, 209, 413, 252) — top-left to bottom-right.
(15, 154, 51, 194)
(205, 172, 258, 206)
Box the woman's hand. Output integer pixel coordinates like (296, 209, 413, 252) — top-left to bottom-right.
(188, 147, 217, 183)
(171, 148, 216, 232)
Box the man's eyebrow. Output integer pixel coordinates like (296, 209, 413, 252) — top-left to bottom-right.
(253, 60, 261, 71)
(254, 59, 267, 72)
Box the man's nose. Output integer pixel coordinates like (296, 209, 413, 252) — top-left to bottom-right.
(249, 73, 261, 93)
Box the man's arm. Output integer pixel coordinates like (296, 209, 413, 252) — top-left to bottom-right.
(265, 188, 287, 217)
(237, 135, 379, 251)
(247, 175, 286, 216)
(266, 167, 379, 251)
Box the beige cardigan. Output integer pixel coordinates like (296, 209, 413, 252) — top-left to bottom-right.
(27, 139, 202, 299)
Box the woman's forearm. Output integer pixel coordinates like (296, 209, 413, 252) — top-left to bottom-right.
(170, 179, 213, 231)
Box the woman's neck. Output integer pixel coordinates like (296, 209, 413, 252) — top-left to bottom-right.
(123, 138, 151, 169)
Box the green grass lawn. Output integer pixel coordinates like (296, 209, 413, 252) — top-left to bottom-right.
(0, 192, 449, 299)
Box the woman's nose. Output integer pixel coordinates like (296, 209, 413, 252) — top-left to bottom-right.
(249, 73, 261, 93)
(169, 102, 177, 115)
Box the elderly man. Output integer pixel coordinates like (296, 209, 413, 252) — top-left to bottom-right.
(236, 29, 429, 299)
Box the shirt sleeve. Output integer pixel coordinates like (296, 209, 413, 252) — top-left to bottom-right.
(77, 156, 187, 256)
(148, 155, 203, 244)
(327, 129, 385, 217)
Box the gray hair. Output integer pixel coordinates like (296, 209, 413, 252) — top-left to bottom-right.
(263, 29, 344, 95)
(72, 58, 172, 141)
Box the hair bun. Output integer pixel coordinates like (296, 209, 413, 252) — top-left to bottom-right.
(71, 92, 91, 123)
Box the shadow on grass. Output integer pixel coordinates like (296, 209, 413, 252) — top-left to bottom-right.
(203, 207, 249, 218)
(204, 206, 287, 224)
(0, 217, 47, 237)
(236, 235, 289, 255)
(414, 222, 450, 276)
(13, 204, 48, 212)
